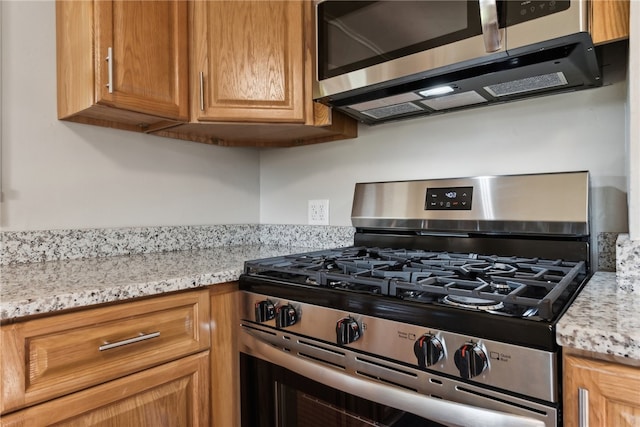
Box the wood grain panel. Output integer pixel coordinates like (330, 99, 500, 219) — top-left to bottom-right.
(0, 352, 209, 427)
(56, 0, 188, 124)
(152, 113, 357, 147)
(210, 283, 240, 427)
(95, 0, 189, 120)
(591, 0, 630, 45)
(56, 0, 95, 119)
(564, 354, 640, 427)
(1, 290, 210, 415)
(193, 0, 305, 123)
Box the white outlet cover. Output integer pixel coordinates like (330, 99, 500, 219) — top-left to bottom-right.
(308, 199, 329, 225)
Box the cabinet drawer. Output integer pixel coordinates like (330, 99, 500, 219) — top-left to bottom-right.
(1, 290, 210, 414)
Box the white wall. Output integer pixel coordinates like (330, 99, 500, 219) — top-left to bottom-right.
(0, 1, 261, 231)
(0, 1, 630, 238)
(260, 81, 629, 239)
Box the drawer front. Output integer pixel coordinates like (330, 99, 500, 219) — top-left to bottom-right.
(1, 289, 210, 414)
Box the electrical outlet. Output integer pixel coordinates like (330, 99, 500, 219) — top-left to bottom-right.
(308, 199, 330, 225)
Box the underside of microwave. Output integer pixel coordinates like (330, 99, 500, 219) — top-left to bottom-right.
(319, 33, 608, 125)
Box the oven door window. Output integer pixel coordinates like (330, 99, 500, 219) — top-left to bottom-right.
(241, 354, 446, 427)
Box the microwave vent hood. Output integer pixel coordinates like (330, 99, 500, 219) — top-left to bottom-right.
(315, 33, 602, 125)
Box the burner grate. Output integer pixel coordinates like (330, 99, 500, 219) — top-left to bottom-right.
(244, 247, 587, 320)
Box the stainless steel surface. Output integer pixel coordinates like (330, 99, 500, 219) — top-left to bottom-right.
(578, 387, 589, 427)
(240, 322, 553, 427)
(506, 0, 588, 50)
(479, 0, 501, 52)
(106, 47, 113, 94)
(314, 0, 585, 100)
(351, 171, 589, 235)
(315, 31, 504, 99)
(98, 331, 160, 351)
(240, 292, 558, 403)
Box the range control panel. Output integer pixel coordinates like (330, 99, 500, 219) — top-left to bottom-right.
(240, 291, 557, 404)
(425, 186, 473, 210)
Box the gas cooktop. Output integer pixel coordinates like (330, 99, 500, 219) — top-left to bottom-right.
(244, 246, 587, 322)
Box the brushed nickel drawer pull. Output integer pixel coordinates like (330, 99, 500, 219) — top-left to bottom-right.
(578, 387, 589, 427)
(99, 331, 160, 351)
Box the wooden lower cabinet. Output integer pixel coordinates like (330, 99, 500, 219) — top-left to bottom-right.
(0, 289, 212, 426)
(209, 282, 240, 427)
(1, 351, 209, 427)
(564, 354, 640, 427)
(1, 290, 210, 414)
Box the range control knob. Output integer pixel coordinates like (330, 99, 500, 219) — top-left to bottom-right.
(454, 343, 488, 379)
(414, 334, 444, 368)
(276, 304, 298, 328)
(336, 317, 361, 345)
(254, 300, 276, 323)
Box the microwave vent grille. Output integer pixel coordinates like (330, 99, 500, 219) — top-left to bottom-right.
(360, 102, 424, 119)
(484, 72, 569, 97)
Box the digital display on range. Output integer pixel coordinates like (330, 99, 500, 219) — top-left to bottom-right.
(425, 186, 473, 210)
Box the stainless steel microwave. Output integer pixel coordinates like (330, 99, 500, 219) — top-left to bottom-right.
(314, 0, 601, 125)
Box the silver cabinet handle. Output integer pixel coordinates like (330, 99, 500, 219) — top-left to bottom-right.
(106, 47, 114, 94)
(579, 387, 589, 427)
(105, 47, 113, 93)
(199, 71, 204, 111)
(99, 331, 160, 351)
(479, 0, 502, 52)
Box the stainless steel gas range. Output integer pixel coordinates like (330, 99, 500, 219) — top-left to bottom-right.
(238, 171, 590, 427)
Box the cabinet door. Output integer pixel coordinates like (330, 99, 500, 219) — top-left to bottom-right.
(0, 352, 209, 427)
(94, 0, 189, 120)
(192, 1, 306, 123)
(564, 354, 640, 427)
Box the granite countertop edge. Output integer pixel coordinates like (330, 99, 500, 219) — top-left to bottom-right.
(556, 271, 640, 362)
(4, 248, 640, 365)
(0, 245, 322, 321)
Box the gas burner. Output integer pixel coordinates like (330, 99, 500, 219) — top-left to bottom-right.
(442, 295, 505, 311)
(490, 282, 512, 294)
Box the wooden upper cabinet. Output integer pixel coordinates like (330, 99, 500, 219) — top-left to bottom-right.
(590, 0, 630, 45)
(192, 1, 305, 123)
(55, 0, 356, 147)
(56, 0, 189, 132)
(148, 0, 357, 147)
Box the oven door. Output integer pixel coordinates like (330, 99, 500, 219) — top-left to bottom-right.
(239, 323, 555, 427)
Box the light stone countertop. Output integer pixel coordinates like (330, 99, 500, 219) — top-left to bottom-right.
(0, 245, 320, 321)
(556, 272, 640, 362)
(4, 246, 640, 364)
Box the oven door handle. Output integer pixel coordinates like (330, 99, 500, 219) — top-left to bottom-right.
(247, 337, 545, 427)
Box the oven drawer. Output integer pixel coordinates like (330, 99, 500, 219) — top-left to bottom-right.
(0, 290, 210, 414)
